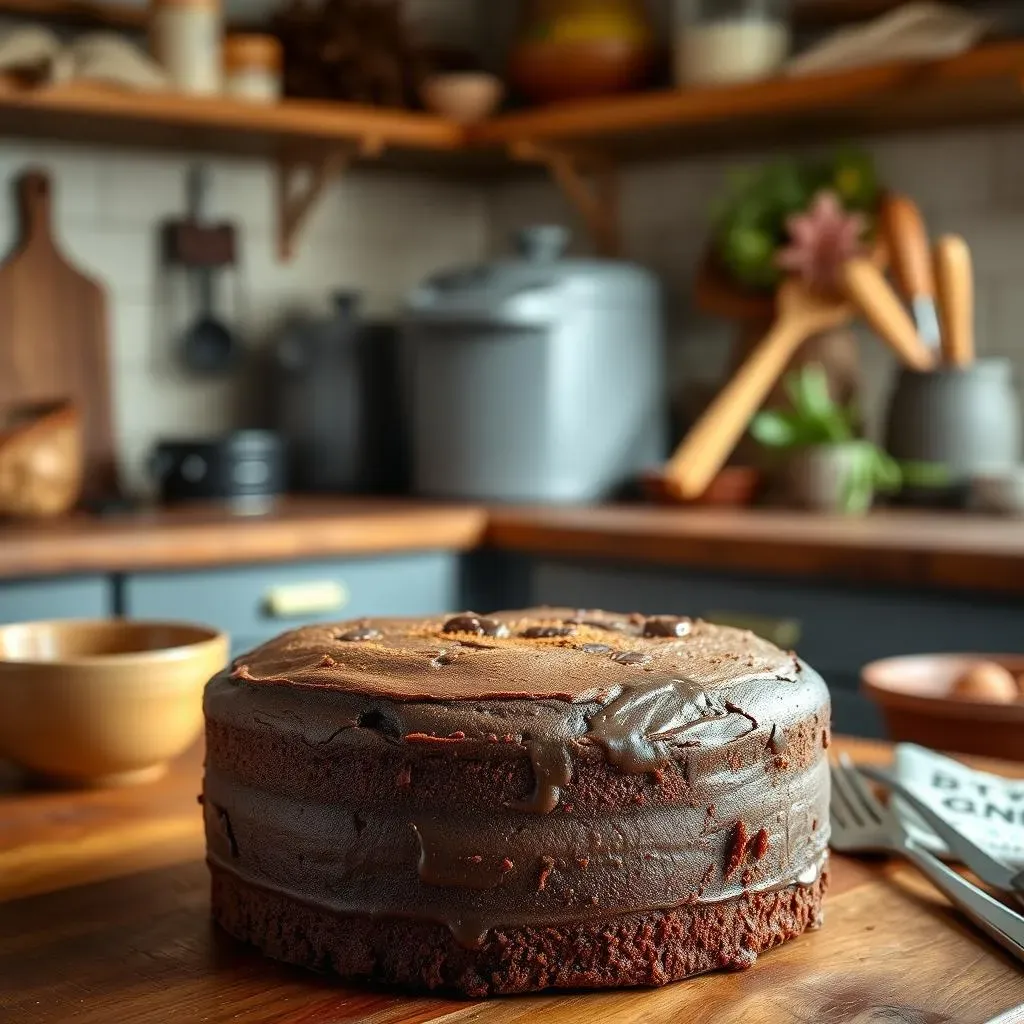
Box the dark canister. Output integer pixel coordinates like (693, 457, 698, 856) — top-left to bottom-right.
(149, 431, 285, 510)
(270, 294, 409, 495)
(885, 359, 1021, 480)
(272, 292, 365, 493)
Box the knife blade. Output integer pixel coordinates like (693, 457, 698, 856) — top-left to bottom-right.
(880, 193, 941, 350)
(860, 764, 1022, 899)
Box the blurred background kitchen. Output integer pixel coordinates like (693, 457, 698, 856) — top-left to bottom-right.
(1, 0, 1024, 787)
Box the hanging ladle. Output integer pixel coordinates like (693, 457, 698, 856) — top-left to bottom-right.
(179, 164, 239, 375)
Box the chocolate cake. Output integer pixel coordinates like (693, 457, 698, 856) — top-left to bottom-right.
(203, 608, 831, 997)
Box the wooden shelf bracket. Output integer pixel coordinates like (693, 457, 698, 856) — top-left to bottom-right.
(276, 136, 385, 261)
(510, 140, 621, 257)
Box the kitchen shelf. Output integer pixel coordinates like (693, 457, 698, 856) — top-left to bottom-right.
(0, 43, 1021, 166)
(0, 80, 464, 158)
(0, 80, 467, 256)
(1, 42, 1023, 255)
(470, 41, 1024, 162)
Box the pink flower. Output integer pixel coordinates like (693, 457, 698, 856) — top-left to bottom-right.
(775, 190, 868, 294)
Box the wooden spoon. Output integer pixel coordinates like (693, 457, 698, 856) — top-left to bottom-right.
(934, 234, 975, 368)
(841, 258, 936, 372)
(879, 193, 940, 350)
(662, 278, 852, 501)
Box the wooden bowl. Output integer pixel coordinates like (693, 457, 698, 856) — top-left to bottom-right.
(641, 466, 763, 507)
(508, 39, 654, 103)
(0, 400, 83, 518)
(0, 619, 229, 786)
(862, 654, 1024, 762)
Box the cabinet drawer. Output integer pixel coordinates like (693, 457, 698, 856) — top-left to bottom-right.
(529, 560, 1024, 676)
(122, 552, 460, 648)
(0, 576, 111, 624)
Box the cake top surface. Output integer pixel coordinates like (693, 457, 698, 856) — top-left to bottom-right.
(230, 607, 801, 703)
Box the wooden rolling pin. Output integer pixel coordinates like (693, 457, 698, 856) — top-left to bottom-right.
(841, 259, 936, 372)
(662, 278, 852, 501)
(934, 234, 975, 367)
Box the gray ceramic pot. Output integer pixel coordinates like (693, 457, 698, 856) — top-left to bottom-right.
(785, 442, 875, 515)
(885, 360, 1021, 480)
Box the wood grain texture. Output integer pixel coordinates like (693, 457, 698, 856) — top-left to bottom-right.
(0, 170, 117, 499)
(0, 80, 463, 162)
(0, 738, 1021, 1024)
(2, 501, 1024, 596)
(0, 497, 488, 579)
(0, 44, 1021, 169)
(468, 42, 1024, 162)
(485, 506, 1024, 596)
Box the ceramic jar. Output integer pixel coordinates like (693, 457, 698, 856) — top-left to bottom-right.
(672, 0, 791, 86)
(223, 33, 282, 103)
(885, 360, 1022, 480)
(151, 0, 223, 95)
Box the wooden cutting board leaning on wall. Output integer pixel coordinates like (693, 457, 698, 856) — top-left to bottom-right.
(0, 169, 117, 500)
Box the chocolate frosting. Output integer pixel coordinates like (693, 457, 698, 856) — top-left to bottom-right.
(204, 608, 831, 949)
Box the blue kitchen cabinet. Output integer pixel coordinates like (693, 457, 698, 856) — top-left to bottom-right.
(121, 551, 461, 657)
(0, 577, 112, 624)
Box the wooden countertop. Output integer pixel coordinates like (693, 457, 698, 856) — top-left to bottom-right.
(0, 497, 489, 579)
(486, 506, 1024, 595)
(2, 737, 1022, 1023)
(2, 499, 1023, 595)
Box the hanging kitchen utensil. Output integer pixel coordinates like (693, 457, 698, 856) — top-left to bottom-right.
(934, 234, 975, 368)
(183, 264, 239, 374)
(175, 164, 240, 376)
(661, 277, 852, 501)
(880, 193, 941, 351)
(841, 258, 936, 371)
(0, 169, 117, 500)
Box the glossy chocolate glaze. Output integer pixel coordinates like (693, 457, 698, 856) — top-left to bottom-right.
(204, 608, 831, 949)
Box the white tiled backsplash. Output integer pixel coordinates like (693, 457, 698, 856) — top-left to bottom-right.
(3, 122, 1023, 492)
(487, 123, 1024, 444)
(0, 143, 486, 493)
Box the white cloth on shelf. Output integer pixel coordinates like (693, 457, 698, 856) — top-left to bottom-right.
(787, 3, 992, 76)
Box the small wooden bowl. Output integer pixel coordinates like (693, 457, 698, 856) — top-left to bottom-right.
(862, 653, 1024, 762)
(420, 72, 504, 123)
(0, 619, 229, 786)
(0, 400, 83, 518)
(641, 466, 763, 507)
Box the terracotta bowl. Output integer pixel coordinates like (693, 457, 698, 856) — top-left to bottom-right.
(0, 619, 229, 786)
(0, 399, 83, 518)
(641, 466, 764, 507)
(508, 40, 654, 104)
(862, 653, 1024, 762)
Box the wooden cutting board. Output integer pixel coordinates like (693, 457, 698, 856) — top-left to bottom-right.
(1, 739, 1022, 1024)
(0, 169, 117, 499)
(0, 858, 1021, 1024)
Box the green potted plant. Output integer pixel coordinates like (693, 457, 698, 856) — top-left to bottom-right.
(710, 146, 879, 296)
(751, 364, 900, 515)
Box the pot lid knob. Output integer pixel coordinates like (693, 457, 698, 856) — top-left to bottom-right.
(515, 225, 570, 262)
